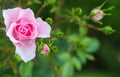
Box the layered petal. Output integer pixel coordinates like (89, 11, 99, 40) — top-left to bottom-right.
(6, 23, 21, 44)
(18, 8, 36, 23)
(17, 8, 38, 38)
(3, 7, 51, 63)
(3, 7, 22, 30)
(14, 40, 36, 62)
(36, 17, 51, 38)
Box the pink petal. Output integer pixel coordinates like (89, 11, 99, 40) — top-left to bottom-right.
(41, 44, 50, 55)
(14, 40, 36, 62)
(3, 7, 22, 30)
(18, 8, 36, 23)
(6, 23, 21, 44)
(36, 17, 51, 38)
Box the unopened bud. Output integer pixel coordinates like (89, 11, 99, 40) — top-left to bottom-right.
(51, 46, 58, 53)
(91, 9, 104, 21)
(12, 54, 22, 63)
(100, 26, 115, 35)
(56, 31, 64, 38)
(74, 8, 82, 16)
(41, 44, 50, 55)
(46, 17, 53, 25)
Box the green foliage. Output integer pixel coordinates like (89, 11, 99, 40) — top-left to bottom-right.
(100, 26, 115, 35)
(51, 45, 58, 53)
(62, 61, 74, 77)
(79, 26, 88, 37)
(56, 31, 64, 38)
(68, 34, 80, 42)
(84, 38, 100, 53)
(12, 54, 22, 63)
(0, 0, 119, 77)
(33, 0, 41, 4)
(72, 8, 83, 16)
(44, 0, 56, 6)
(57, 52, 70, 61)
(77, 51, 87, 64)
(46, 17, 53, 25)
(95, 0, 108, 9)
(103, 6, 115, 12)
(19, 61, 33, 77)
(71, 57, 82, 70)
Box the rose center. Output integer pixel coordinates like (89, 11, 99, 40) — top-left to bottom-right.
(16, 24, 32, 36)
(13, 19, 34, 41)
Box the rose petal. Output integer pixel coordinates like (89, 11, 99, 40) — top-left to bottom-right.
(17, 8, 38, 38)
(41, 44, 50, 55)
(14, 40, 36, 62)
(6, 23, 21, 44)
(36, 17, 51, 38)
(18, 8, 36, 23)
(3, 7, 22, 30)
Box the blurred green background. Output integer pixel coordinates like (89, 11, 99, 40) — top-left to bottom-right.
(69, 0, 120, 77)
(0, 0, 120, 77)
(67, 0, 120, 77)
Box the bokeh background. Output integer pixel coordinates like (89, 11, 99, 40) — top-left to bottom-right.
(63, 0, 120, 77)
(0, 0, 120, 77)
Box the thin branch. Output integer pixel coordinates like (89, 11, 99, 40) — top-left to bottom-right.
(54, 0, 65, 24)
(11, 0, 19, 6)
(36, 4, 45, 17)
(85, 24, 100, 31)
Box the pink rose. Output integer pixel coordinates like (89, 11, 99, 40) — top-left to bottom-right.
(91, 9, 104, 21)
(3, 7, 51, 62)
(41, 44, 50, 55)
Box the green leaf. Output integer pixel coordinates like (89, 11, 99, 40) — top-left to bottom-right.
(19, 61, 33, 77)
(96, 0, 107, 9)
(71, 57, 82, 70)
(68, 34, 79, 42)
(103, 6, 115, 12)
(94, 21, 103, 25)
(77, 51, 87, 64)
(79, 37, 100, 53)
(85, 38, 100, 53)
(44, 0, 56, 6)
(77, 51, 95, 62)
(79, 37, 91, 50)
(84, 53, 95, 61)
(79, 26, 87, 37)
(62, 61, 74, 77)
(57, 52, 71, 61)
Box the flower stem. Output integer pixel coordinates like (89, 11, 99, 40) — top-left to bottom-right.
(36, 4, 45, 17)
(85, 24, 100, 31)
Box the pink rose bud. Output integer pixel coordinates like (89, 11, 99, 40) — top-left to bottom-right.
(41, 45, 50, 55)
(3, 7, 51, 62)
(91, 9, 104, 21)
